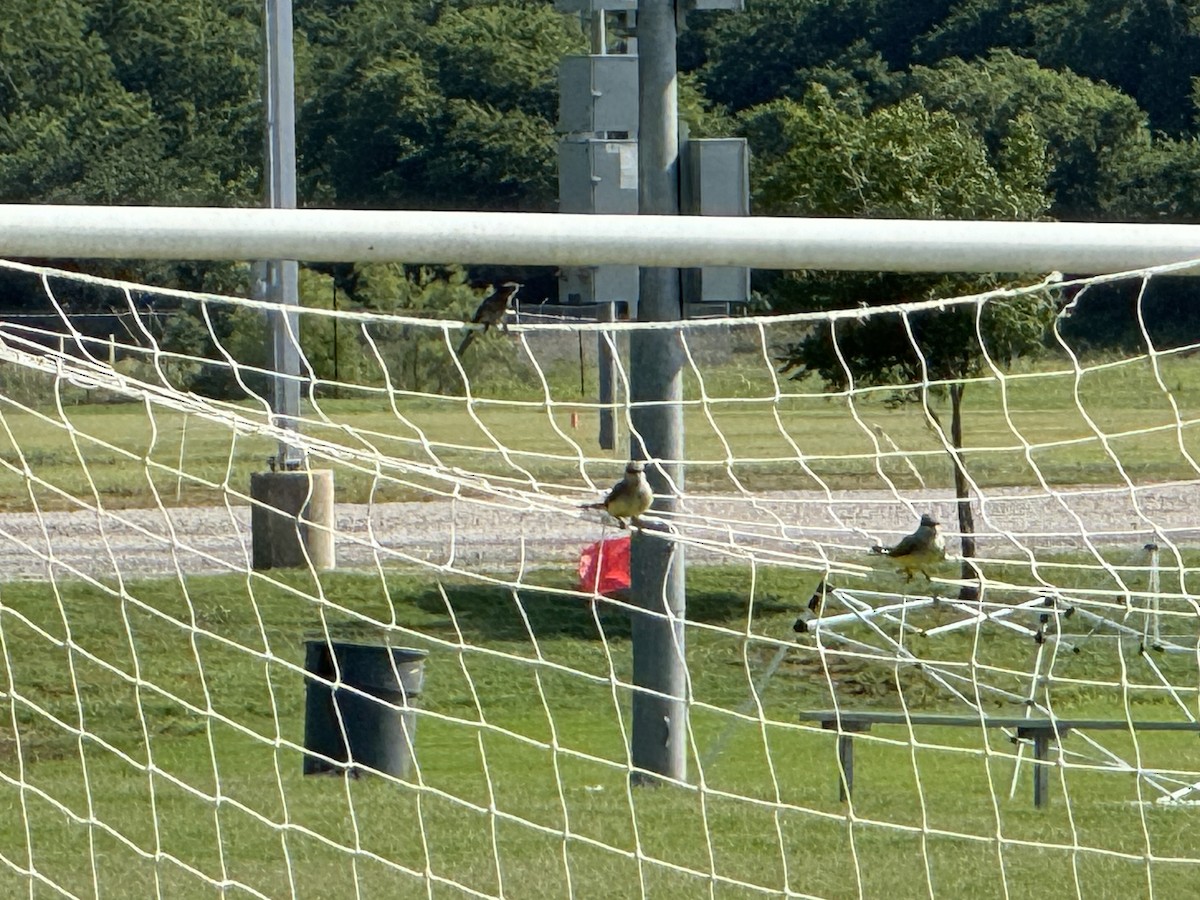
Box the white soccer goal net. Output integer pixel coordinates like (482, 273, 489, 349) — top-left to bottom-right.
(0, 255, 1199, 898)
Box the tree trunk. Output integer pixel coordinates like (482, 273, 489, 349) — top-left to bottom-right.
(949, 382, 979, 600)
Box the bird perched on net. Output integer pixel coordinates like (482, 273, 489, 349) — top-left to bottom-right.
(456, 281, 521, 357)
(582, 460, 654, 528)
(870, 513, 946, 582)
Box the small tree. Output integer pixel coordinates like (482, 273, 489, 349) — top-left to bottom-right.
(909, 50, 1151, 220)
(741, 85, 1056, 590)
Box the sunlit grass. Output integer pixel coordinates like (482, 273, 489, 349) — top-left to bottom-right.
(0, 348, 1198, 512)
(0, 564, 1197, 896)
(0, 323, 1197, 894)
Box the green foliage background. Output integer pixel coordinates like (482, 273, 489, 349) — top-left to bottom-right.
(3, 0, 1200, 390)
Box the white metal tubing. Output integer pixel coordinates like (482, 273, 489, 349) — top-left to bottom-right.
(4, 205, 1200, 272)
(812, 597, 938, 631)
(1070, 605, 1193, 653)
(920, 594, 1050, 638)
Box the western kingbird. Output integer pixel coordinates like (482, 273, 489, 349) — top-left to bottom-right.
(871, 513, 946, 582)
(583, 460, 653, 527)
(456, 281, 521, 356)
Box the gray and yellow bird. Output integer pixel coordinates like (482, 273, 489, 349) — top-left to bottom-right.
(583, 460, 654, 528)
(871, 513, 946, 582)
(456, 281, 521, 357)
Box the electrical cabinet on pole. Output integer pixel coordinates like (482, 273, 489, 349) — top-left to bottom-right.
(557, 0, 640, 450)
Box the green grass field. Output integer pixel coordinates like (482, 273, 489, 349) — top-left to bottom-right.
(0, 564, 1198, 898)
(0, 345, 1199, 896)
(0, 347, 1198, 512)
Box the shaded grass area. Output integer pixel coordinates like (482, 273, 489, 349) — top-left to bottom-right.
(0, 348, 1199, 511)
(0, 564, 1197, 897)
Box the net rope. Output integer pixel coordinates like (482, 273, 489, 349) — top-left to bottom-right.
(0, 257, 1198, 896)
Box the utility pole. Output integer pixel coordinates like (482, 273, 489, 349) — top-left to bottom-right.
(629, 0, 687, 785)
(261, 0, 301, 468)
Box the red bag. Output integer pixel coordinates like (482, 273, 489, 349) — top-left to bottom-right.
(578, 536, 631, 598)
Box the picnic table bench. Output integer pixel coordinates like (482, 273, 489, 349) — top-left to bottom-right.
(800, 710, 1200, 808)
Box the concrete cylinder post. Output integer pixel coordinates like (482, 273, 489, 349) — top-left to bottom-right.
(250, 469, 336, 570)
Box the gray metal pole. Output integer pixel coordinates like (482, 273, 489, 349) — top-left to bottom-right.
(262, 0, 302, 467)
(629, 0, 687, 786)
(589, 4, 618, 452)
(597, 301, 617, 450)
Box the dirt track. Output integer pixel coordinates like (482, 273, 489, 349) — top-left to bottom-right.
(0, 481, 1196, 583)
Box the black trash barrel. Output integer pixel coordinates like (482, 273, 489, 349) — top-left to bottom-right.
(303, 641, 427, 778)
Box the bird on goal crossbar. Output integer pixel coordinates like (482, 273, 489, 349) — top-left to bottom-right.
(456, 281, 521, 357)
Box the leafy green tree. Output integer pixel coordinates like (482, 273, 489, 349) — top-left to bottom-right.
(908, 50, 1151, 220)
(428, 4, 564, 117)
(0, 0, 261, 321)
(1056, 136, 1200, 350)
(349, 264, 519, 395)
(697, 0, 904, 112)
(918, 0, 1200, 136)
(299, 47, 443, 207)
(742, 86, 1055, 584)
(0, 0, 262, 207)
(743, 86, 1048, 219)
(915, 0, 1035, 61)
(691, 0, 972, 113)
(91, 0, 263, 204)
(297, 0, 583, 210)
(0, 0, 174, 203)
(293, 269, 370, 394)
(1102, 136, 1200, 224)
(908, 47, 1200, 350)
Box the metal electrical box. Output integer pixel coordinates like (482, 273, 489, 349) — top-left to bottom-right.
(682, 137, 751, 304)
(559, 266, 639, 307)
(558, 55, 639, 135)
(554, 0, 637, 10)
(684, 137, 749, 217)
(559, 139, 639, 214)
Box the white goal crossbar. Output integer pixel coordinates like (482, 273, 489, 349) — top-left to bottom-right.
(2, 204, 1200, 273)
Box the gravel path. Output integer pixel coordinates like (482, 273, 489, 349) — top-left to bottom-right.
(1, 481, 1198, 583)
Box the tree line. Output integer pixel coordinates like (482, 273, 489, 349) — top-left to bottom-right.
(2, 0, 1199, 358)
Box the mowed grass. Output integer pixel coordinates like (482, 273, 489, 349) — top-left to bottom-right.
(0, 563, 1198, 897)
(0, 346, 1199, 511)
(0, 340, 1199, 896)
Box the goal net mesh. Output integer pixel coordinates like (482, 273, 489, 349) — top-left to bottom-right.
(0, 256, 1198, 897)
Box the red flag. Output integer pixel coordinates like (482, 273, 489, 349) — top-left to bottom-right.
(578, 536, 631, 598)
